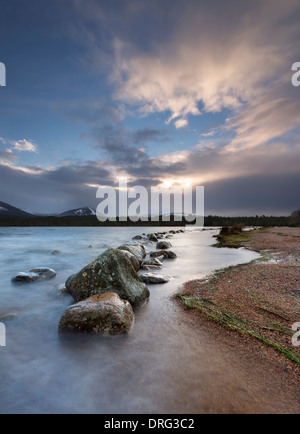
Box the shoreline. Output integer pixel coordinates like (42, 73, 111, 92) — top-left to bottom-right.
(175, 227, 300, 398)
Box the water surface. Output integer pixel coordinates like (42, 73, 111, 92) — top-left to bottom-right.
(0, 227, 265, 413)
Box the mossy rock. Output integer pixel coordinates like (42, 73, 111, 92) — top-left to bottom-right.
(65, 248, 150, 307)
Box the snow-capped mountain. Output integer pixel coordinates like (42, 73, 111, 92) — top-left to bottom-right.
(59, 207, 97, 217)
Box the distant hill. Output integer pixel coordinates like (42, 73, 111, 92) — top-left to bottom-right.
(59, 207, 96, 217)
(0, 201, 33, 218)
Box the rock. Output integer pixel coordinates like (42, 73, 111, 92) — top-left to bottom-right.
(52, 250, 61, 255)
(118, 244, 146, 266)
(148, 233, 158, 242)
(139, 273, 170, 284)
(65, 248, 150, 307)
(30, 268, 56, 279)
(141, 265, 162, 271)
(142, 257, 164, 266)
(12, 267, 56, 283)
(59, 293, 134, 335)
(120, 250, 141, 272)
(156, 241, 172, 250)
(169, 230, 176, 234)
(165, 235, 173, 239)
(150, 250, 177, 260)
(132, 235, 143, 240)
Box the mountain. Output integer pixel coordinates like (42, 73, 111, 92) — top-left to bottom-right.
(0, 201, 33, 218)
(59, 207, 96, 217)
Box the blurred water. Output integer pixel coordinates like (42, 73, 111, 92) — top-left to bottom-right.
(0, 227, 262, 414)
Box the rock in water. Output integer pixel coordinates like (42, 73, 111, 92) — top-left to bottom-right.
(132, 235, 143, 240)
(141, 265, 162, 271)
(12, 267, 56, 283)
(139, 273, 170, 284)
(150, 250, 177, 259)
(142, 257, 165, 266)
(30, 268, 56, 279)
(156, 241, 172, 250)
(59, 293, 134, 335)
(65, 248, 150, 307)
(119, 250, 141, 272)
(148, 233, 158, 242)
(118, 244, 146, 266)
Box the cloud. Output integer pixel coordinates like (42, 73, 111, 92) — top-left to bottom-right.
(57, 100, 124, 126)
(0, 159, 113, 213)
(107, 0, 300, 145)
(11, 139, 38, 153)
(1, 138, 38, 153)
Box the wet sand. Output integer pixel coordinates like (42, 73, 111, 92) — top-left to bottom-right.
(176, 227, 300, 414)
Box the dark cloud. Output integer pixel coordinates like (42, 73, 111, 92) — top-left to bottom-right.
(0, 161, 112, 214)
(132, 128, 169, 145)
(0, 152, 17, 161)
(205, 173, 300, 216)
(57, 100, 124, 126)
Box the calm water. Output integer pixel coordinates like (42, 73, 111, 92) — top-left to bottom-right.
(0, 226, 263, 414)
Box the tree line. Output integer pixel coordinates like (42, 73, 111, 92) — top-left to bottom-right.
(0, 212, 299, 227)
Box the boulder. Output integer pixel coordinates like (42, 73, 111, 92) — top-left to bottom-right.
(142, 257, 164, 266)
(65, 248, 150, 307)
(59, 293, 134, 335)
(139, 273, 170, 284)
(132, 235, 143, 240)
(141, 265, 162, 271)
(119, 250, 140, 272)
(118, 244, 146, 266)
(12, 267, 56, 283)
(148, 233, 158, 242)
(156, 241, 172, 250)
(150, 250, 177, 260)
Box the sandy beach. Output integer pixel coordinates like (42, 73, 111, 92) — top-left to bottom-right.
(176, 227, 300, 413)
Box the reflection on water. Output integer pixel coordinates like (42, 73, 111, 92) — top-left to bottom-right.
(0, 227, 276, 414)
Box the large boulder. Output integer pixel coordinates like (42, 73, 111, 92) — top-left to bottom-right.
(65, 248, 150, 307)
(59, 293, 134, 335)
(118, 244, 146, 266)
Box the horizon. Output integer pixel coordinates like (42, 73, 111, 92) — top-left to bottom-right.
(0, 0, 300, 216)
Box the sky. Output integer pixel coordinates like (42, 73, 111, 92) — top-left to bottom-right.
(0, 0, 300, 215)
